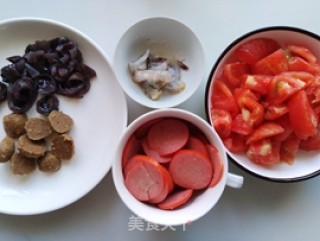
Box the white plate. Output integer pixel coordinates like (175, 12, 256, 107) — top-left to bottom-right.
(0, 18, 127, 215)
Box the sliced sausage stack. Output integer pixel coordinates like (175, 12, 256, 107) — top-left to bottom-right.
(122, 118, 224, 210)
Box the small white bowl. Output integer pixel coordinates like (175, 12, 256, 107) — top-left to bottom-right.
(113, 17, 205, 109)
(205, 26, 320, 182)
(112, 108, 243, 226)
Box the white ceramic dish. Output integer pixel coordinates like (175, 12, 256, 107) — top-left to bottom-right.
(112, 108, 243, 226)
(0, 18, 127, 215)
(205, 26, 320, 182)
(113, 17, 205, 109)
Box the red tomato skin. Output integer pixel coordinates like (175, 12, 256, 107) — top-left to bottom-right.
(235, 38, 280, 65)
(242, 75, 272, 95)
(287, 45, 317, 64)
(231, 114, 253, 136)
(288, 90, 318, 140)
(300, 128, 320, 151)
(246, 122, 284, 144)
(253, 48, 289, 75)
(223, 62, 250, 87)
(288, 56, 320, 75)
(280, 133, 300, 164)
(223, 133, 248, 153)
(211, 80, 239, 117)
(264, 104, 288, 120)
(211, 108, 232, 139)
(246, 139, 281, 165)
(267, 74, 306, 106)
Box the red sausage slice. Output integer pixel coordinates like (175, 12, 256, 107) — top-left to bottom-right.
(134, 118, 163, 140)
(169, 149, 213, 190)
(141, 138, 172, 164)
(147, 118, 189, 156)
(158, 189, 193, 210)
(206, 145, 224, 187)
(186, 136, 209, 158)
(122, 135, 142, 168)
(125, 155, 166, 202)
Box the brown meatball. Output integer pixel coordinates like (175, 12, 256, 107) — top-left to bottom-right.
(3, 113, 28, 138)
(0, 136, 14, 162)
(10, 153, 36, 175)
(17, 134, 46, 158)
(48, 110, 74, 133)
(25, 117, 52, 140)
(51, 134, 74, 160)
(38, 152, 61, 172)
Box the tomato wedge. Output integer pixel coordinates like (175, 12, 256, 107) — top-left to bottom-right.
(242, 75, 272, 95)
(288, 56, 320, 75)
(246, 122, 284, 144)
(264, 104, 288, 120)
(267, 74, 306, 105)
(288, 90, 318, 140)
(231, 114, 253, 135)
(223, 133, 248, 153)
(247, 139, 280, 165)
(223, 62, 249, 86)
(280, 133, 300, 164)
(253, 48, 289, 75)
(211, 108, 232, 139)
(237, 96, 264, 126)
(287, 45, 317, 64)
(235, 38, 280, 65)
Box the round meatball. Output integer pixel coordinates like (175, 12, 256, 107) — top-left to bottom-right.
(0, 136, 14, 162)
(17, 134, 46, 158)
(48, 110, 73, 133)
(25, 117, 52, 140)
(3, 113, 28, 138)
(38, 152, 61, 172)
(10, 153, 36, 175)
(51, 134, 74, 160)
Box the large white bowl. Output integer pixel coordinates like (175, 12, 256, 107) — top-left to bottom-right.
(113, 17, 205, 109)
(112, 108, 243, 226)
(0, 17, 127, 214)
(205, 26, 320, 182)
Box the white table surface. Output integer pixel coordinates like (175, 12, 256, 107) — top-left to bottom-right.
(1, 0, 320, 240)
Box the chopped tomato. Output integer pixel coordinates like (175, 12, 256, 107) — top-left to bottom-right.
(288, 90, 318, 140)
(235, 38, 280, 65)
(246, 122, 284, 144)
(253, 48, 289, 75)
(264, 104, 288, 120)
(231, 114, 253, 135)
(306, 75, 320, 105)
(211, 80, 239, 117)
(247, 139, 280, 165)
(272, 115, 294, 142)
(267, 74, 306, 105)
(242, 75, 272, 95)
(288, 56, 320, 75)
(280, 133, 300, 164)
(211, 108, 232, 139)
(300, 128, 320, 151)
(223, 62, 250, 87)
(237, 96, 264, 126)
(223, 133, 248, 153)
(210, 38, 320, 166)
(287, 45, 317, 64)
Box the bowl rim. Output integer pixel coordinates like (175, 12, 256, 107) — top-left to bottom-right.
(205, 25, 320, 183)
(113, 16, 205, 109)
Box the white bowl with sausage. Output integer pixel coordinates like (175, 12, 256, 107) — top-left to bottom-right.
(112, 108, 243, 226)
(113, 17, 205, 109)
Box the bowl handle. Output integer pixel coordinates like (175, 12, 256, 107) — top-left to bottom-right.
(226, 173, 244, 188)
